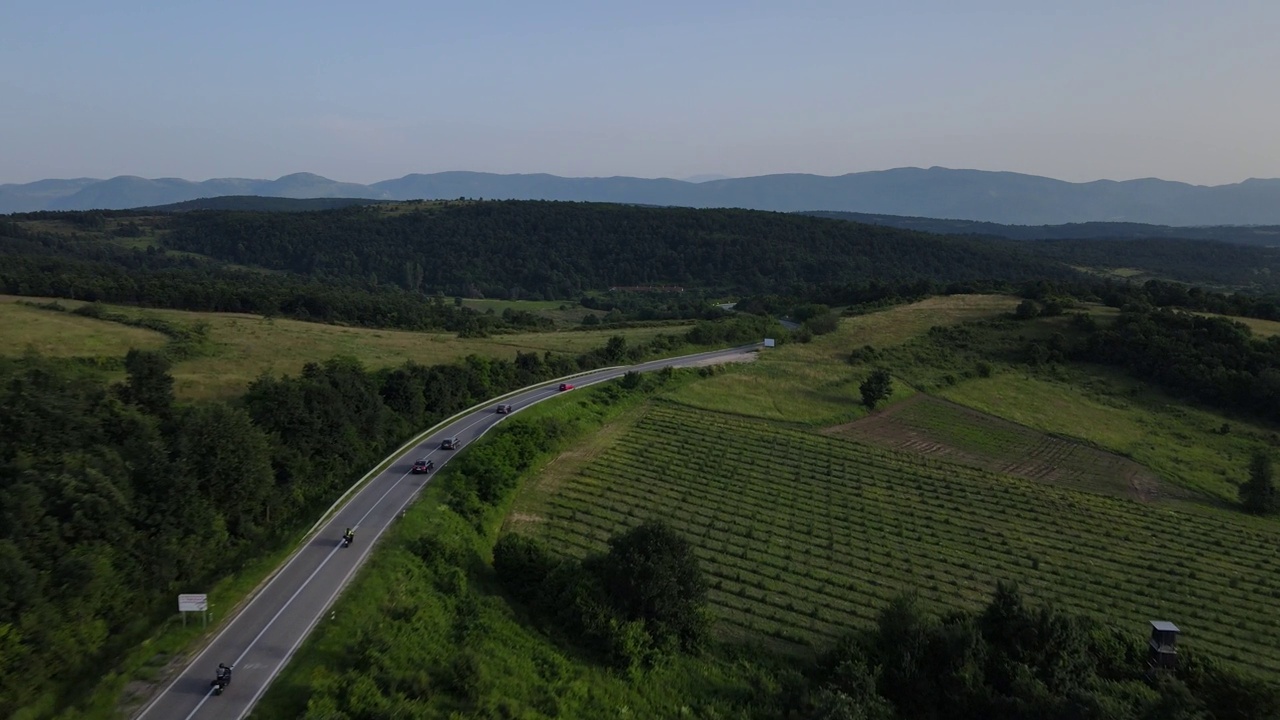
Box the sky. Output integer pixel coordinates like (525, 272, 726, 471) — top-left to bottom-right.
(1, 0, 1277, 186)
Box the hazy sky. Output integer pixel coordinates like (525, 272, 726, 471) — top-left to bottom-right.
(2, 0, 1276, 185)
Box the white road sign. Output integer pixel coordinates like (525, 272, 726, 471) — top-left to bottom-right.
(178, 594, 208, 612)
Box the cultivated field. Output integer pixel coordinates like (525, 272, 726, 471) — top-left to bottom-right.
(939, 369, 1275, 504)
(515, 402, 1280, 673)
(0, 296, 692, 401)
(826, 394, 1180, 502)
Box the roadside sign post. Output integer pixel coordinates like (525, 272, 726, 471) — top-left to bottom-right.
(178, 594, 209, 629)
(764, 338, 776, 348)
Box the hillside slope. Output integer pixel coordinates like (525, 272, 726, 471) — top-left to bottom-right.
(160, 200, 1084, 297)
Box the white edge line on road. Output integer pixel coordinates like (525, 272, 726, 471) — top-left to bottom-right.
(234, 459, 438, 718)
(136, 345, 758, 719)
(231, 355, 736, 717)
(179, 690, 213, 720)
(231, 394, 560, 718)
(234, 385, 593, 717)
(302, 365, 627, 537)
(132, 369, 624, 719)
(211, 467, 412, 720)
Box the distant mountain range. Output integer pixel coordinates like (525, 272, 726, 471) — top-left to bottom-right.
(5, 167, 1280, 225)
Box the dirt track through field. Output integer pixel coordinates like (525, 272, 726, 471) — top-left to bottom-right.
(825, 395, 1174, 503)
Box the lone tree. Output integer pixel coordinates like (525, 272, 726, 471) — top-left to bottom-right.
(119, 349, 174, 418)
(1240, 450, 1278, 515)
(587, 521, 709, 651)
(860, 369, 893, 410)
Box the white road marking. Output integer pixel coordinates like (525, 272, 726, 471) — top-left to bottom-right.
(183, 469, 413, 720)
(137, 347, 756, 719)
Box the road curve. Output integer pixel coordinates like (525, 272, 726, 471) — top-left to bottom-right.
(133, 343, 761, 720)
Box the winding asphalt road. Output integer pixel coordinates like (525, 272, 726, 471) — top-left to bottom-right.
(133, 343, 761, 720)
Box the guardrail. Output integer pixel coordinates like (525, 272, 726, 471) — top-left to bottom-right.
(129, 344, 761, 718)
(301, 363, 626, 538)
(171, 365, 627, 666)
(166, 343, 759, 647)
(303, 341, 761, 539)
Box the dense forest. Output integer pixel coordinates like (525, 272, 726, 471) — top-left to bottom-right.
(0, 204, 1071, 331)
(0, 314, 771, 717)
(801, 210, 1280, 247)
(0, 222, 559, 333)
(7, 202, 1280, 331)
(154, 201, 1083, 298)
(802, 211, 1280, 292)
(1020, 238, 1280, 293)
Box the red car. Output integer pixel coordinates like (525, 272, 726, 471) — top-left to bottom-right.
(411, 458, 434, 474)
(559, 383, 574, 391)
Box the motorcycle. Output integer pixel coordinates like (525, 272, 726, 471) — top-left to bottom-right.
(342, 530, 354, 548)
(211, 663, 233, 695)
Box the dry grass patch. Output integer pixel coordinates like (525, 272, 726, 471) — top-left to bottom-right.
(504, 404, 651, 533)
(0, 300, 167, 357)
(1193, 312, 1280, 338)
(836, 294, 1021, 348)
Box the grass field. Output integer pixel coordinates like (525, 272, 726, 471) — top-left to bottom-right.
(1231, 314, 1280, 337)
(938, 368, 1276, 504)
(669, 294, 1018, 425)
(0, 300, 168, 357)
(0, 296, 693, 401)
(516, 402, 1280, 673)
(824, 394, 1182, 503)
(707, 296, 1276, 504)
(1195, 311, 1280, 338)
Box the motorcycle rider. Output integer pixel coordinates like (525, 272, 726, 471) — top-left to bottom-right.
(343, 527, 354, 544)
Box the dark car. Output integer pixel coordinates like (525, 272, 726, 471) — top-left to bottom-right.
(411, 458, 434, 474)
(441, 437, 460, 450)
(559, 383, 574, 391)
(496, 404, 513, 414)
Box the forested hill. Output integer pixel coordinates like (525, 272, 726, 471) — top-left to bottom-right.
(802, 211, 1280, 292)
(801, 210, 1280, 247)
(1018, 238, 1280, 292)
(160, 200, 1083, 298)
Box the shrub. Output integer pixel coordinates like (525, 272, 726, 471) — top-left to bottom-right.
(493, 534, 559, 604)
(1014, 299, 1041, 320)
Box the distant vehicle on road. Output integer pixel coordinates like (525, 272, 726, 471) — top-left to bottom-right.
(441, 437, 460, 450)
(411, 458, 434, 474)
(496, 404, 513, 414)
(211, 663, 232, 695)
(559, 383, 575, 391)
